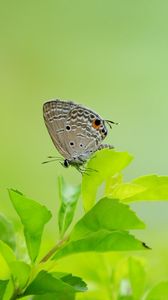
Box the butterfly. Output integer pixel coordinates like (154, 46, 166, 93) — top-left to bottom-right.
(43, 99, 118, 173)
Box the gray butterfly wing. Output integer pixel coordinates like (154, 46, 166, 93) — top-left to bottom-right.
(43, 100, 76, 159)
(43, 100, 108, 162)
(64, 105, 108, 161)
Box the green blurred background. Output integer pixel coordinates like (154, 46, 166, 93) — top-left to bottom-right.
(0, 0, 168, 294)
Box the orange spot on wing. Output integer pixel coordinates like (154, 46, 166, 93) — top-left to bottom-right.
(92, 119, 101, 130)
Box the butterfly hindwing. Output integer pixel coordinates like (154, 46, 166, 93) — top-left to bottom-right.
(65, 105, 104, 156)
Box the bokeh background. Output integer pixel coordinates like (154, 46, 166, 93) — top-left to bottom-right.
(0, 0, 168, 296)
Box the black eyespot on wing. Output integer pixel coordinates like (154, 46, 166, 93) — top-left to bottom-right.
(80, 143, 83, 147)
(70, 141, 74, 146)
(102, 128, 107, 136)
(66, 125, 71, 130)
(95, 119, 101, 126)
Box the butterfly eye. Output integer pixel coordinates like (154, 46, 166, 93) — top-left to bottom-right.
(63, 159, 69, 168)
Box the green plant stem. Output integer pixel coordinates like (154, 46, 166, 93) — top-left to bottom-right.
(9, 288, 20, 300)
(40, 236, 69, 263)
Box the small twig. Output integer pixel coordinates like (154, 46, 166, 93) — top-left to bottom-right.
(40, 236, 69, 263)
(10, 237, 69, 299)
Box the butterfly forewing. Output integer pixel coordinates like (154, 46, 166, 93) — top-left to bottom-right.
(43, 100, 75, 159)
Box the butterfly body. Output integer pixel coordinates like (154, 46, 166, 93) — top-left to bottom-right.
(43, 99, 114, 170)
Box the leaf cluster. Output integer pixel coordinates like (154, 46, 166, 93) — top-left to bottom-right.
(0, 149, 168, 299)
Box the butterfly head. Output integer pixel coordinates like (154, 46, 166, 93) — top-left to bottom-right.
(63, 159, 70, 168)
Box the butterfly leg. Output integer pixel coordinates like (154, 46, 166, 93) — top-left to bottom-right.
(76, 166, 98, 176)
(85, 167, 98, 173)
(74, 165, 88, 175)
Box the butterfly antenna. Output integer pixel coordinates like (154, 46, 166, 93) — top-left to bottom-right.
(47, 156, 62, 159)
(42, 158, 63, 164)
(105, 120, 119, 129)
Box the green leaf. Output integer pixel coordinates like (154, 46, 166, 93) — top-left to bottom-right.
(32, 293, 75, 300)
(105, 182, 146, 201)
(145, 281, 168, 300)
(0, 240, 16, 280)
(53, 197, 148, 260)
(105, 175, 168, 203)
(0, 254, 11, 280)
(82, 149, 133, 211)
(70, 198, 145, 241)
(53, 230, 149, 260)
(105, 173, 123, 194)
(115, 257, 146, 300)
(0, 240, 16, 266)
(0, 214, 16, 250)
(58, 177, 81, 238)
(128, 257, 146, 300)
(24, 271, 86, 298)
(0, 280, 9, 299)
(124, 175, 168, 202)
(3, 280, 14, 300)
(10, 261, 31, 289)
(60, 273, 87, 292)
(8, 189, 52, 262)
(118, 296, 133, 300)
(48, 272, 87, 292)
